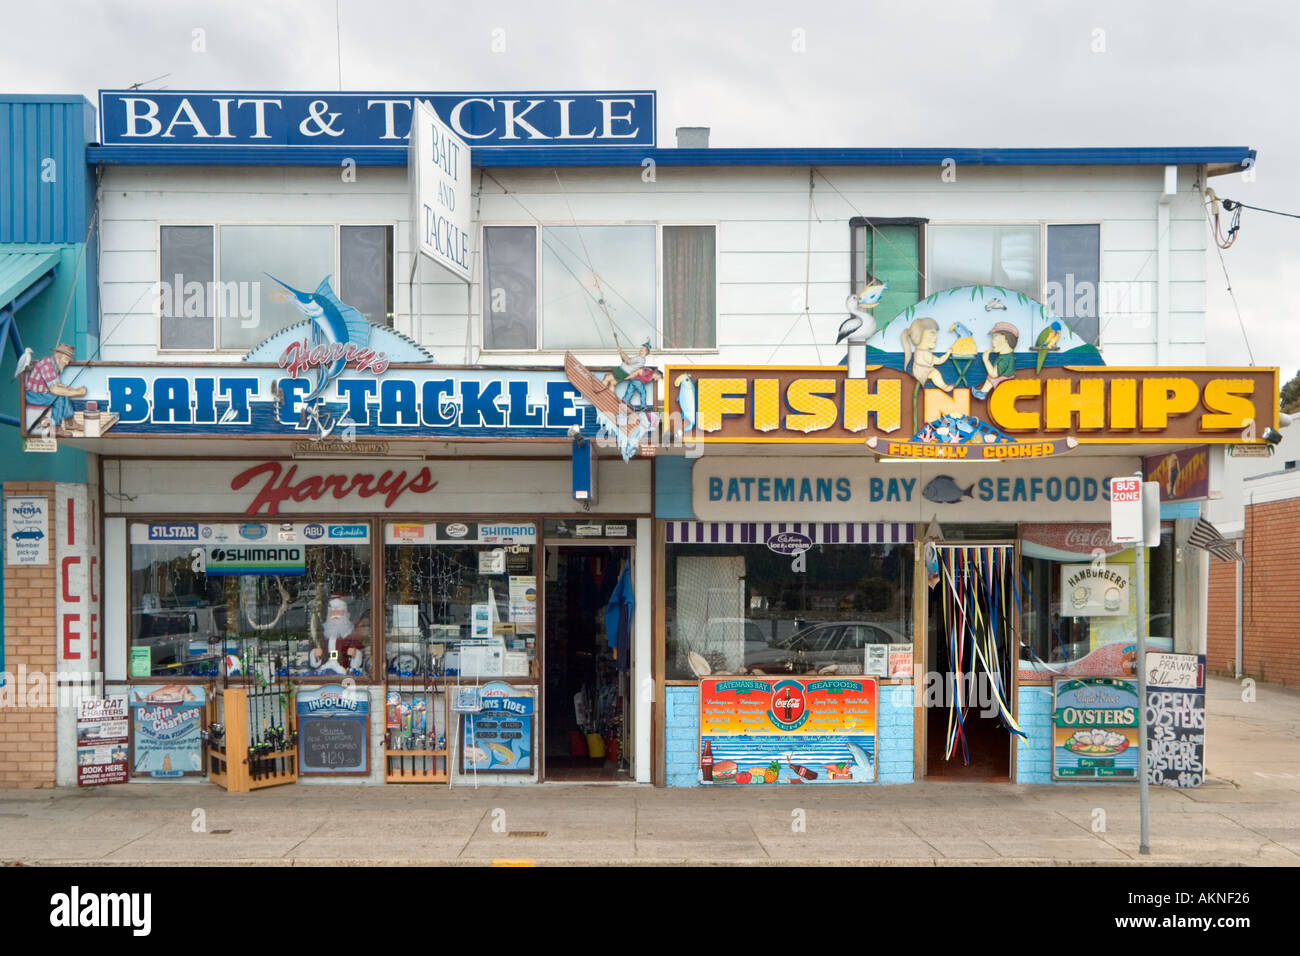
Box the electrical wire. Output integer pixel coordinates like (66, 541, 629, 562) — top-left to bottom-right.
(1202, 189, 1257, 366)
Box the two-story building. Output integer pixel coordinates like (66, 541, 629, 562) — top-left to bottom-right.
(19, 88, 1272, 789)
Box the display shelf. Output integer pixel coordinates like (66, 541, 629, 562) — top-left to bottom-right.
(383, 685, 450, 784)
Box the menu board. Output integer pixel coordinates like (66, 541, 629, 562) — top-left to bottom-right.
(699, 677, 878, 785)
(77, 696, 129, 786)
(297, 684, 370, 774)
(1146, 654, 1205, 789)
(130, 685, 205, 777)
(1052, 677, 1140, 780)
(461, 681, 533, 773)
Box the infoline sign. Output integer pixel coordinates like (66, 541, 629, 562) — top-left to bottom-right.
(98, 91, 656, 149)
(411, 100, 472, 282)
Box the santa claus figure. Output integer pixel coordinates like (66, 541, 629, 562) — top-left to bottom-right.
(311, 596, 366, 675)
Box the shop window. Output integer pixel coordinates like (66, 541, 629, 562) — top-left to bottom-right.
(665, 526, 913, 681)
(1019, 525, 1175, 681)
(382, 523, 538, 680)
(1046, 223, 1101, 346)
(850, 217, 924, 327)
(927, 223, 1041, 301)
(482, 224, 716, 351)
(127, 522, 373, 679)
(158, 224, 395, 352)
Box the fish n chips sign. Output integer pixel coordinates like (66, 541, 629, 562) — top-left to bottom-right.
(664, 365, 1279, 456)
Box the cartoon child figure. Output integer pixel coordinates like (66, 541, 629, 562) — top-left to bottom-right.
(973, 321, 1020, 399)
(900, 318, 953, 392)
(23, 343, 86, 436)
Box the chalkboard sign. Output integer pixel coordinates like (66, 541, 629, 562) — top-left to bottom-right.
(297, 684, 370, 775)
(1145, 654, 1205, 789)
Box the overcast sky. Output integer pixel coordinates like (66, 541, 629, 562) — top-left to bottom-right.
(5, 0, 1296, 381)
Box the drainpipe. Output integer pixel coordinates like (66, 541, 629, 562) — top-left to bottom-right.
(1156, 165, 1177, 365)
(1234, 539, 1243, 677)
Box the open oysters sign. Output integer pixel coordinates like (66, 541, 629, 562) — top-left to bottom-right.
(1052, 677, 1139, 780)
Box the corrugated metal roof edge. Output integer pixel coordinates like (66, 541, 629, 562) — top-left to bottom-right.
(0, 94, 95, 105)
(86, 145, 1257, 169)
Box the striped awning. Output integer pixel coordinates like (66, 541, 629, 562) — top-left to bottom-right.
(664, 521, 913, 545)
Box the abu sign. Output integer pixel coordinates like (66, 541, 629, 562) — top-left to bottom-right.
(411, 99, 472, 282)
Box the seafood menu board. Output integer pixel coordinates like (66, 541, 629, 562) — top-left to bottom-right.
(699, 677, 878, 785)
(1052, 677, 1140, 780)
(460, 681, 533, 773)
(297, 684, 370, 774)
(1146, 654, 1205, 789)
(77, 696, 129, 786)
(130, 684, 205, 777)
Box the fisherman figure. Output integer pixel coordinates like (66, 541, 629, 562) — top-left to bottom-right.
(23, 343, 86, 436)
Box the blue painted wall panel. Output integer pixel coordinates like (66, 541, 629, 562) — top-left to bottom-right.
(1015, 685, 1055, 784)
(0, 97, 95, 244)
(655, 455, 694, 519)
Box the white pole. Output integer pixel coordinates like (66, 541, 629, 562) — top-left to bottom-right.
(1135, 471, 1150, 854)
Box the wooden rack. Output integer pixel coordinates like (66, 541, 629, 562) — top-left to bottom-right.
(384, 686, 450, 784)
(207, 686, 299, 792)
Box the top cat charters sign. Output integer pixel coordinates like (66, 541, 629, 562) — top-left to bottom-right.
(410, 99, 472, 282)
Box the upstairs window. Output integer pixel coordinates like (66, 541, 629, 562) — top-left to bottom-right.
(851, 218, 925, 328)
(483, 223, 716, 351)
(158, 224, 394, 352)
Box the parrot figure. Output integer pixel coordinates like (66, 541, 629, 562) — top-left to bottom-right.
(1033, 321, 1062, 373)
(674, 372, 697, 435)
(948, 322, 977, 356)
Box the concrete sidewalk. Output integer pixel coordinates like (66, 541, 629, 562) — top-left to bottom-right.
(2, 676, 1297, 866)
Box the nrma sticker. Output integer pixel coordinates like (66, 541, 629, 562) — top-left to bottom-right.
(328, 524, 368, 539)
(304, 523, 326, 540)
(239, 524, 268, 540)
(148, 523, 199, 541)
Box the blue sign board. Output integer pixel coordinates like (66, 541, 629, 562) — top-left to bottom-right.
(297, 684, 370, 775)
(99, 91, 656, 149)
(462, 681, 534, 773)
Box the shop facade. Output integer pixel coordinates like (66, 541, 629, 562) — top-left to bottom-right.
(2, 86, 1275, 789)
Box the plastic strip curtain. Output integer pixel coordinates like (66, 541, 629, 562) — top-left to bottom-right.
(938, 546, 1026, 763)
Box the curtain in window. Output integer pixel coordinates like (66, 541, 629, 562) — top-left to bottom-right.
(663, 226, 716, 349)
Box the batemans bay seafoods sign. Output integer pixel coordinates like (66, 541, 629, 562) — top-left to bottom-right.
(699, 677, 877, 785)
(1052, 677, 1140, 780)
(666, 287, 1277, 455)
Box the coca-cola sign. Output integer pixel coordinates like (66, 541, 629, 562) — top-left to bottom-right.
(1020, 523, 1122, 558)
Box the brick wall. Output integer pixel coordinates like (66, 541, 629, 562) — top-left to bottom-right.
(665, 682, 915, 787)
(1206, 556, 1238, 677)
(1239, 499, 1300, 688)
(1015, 685, 1054, 784)
(1, 482, 57, 788)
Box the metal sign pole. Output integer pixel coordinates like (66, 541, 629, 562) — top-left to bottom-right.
(1134, 471, 1150, 855)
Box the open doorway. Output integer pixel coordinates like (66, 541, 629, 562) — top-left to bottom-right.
(925, 544, 1021, 781)
(543, 545, 633, 782)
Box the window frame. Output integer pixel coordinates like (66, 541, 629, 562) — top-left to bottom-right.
(156, 221, 398, 355)
(480, 221, 720, 355)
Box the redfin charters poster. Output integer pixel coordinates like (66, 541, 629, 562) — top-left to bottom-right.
(698, 677, 877, 784)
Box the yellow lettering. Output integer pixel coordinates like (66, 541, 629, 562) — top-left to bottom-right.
(1045, 377, 1106, 431)
(1141, 377, 1199, 430)
(1109, 378, 1137, 429)
(1201, 378, 1257, 430)
(924, 388, 970, 424)
(785, 379, 839, 433)
(753, 378, 780, 432)
(696, 378, 749, 432)
(843, 378, 901, 433)
(987, 379, 1041, 431)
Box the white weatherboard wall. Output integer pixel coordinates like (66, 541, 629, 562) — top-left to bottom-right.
(98, 163, 1208, 370)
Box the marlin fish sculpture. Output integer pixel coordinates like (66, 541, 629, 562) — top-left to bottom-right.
(266, 274, 373, 403)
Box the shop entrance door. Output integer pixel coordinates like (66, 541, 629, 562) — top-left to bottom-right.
(925, 544, 1022, 781)
(542, 544, 634, 782)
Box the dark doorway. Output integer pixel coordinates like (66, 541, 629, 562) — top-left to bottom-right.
(543, 545, 633, 782)
(925, 544, 1018, 781)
